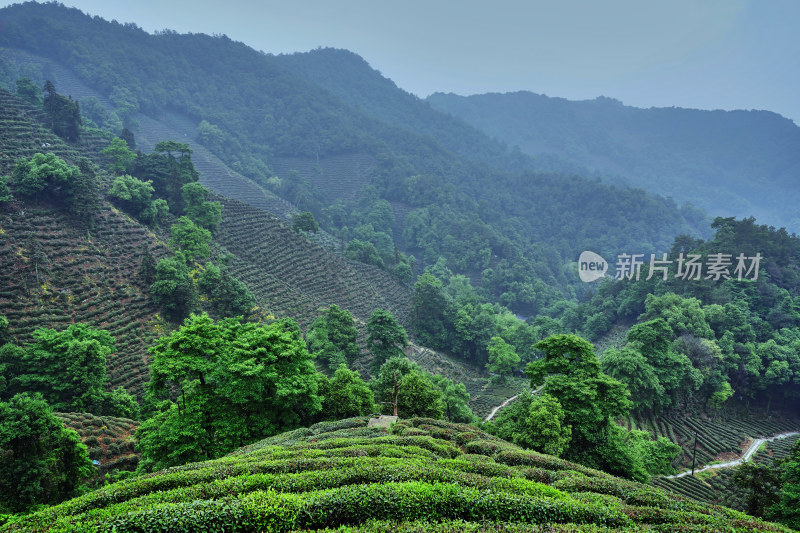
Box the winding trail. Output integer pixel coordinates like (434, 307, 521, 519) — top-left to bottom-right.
(485, 395, 519, 421)
(665, 431, 800, 479)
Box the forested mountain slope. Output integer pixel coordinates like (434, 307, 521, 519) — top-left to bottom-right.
(1, 47, 295, 219)
(0, 1, 709, 311)
(428, 91, 800, 232)
(0, 88, 413, 396)
(275, 48, 558, 174)
(2, 417, 790, 532)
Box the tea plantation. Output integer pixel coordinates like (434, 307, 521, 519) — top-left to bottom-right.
(1, 417, 790, 532)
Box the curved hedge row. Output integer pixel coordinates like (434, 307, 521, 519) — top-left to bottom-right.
(1, 417, 790, 532)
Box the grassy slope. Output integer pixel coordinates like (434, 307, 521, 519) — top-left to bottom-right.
(2, 417, 789, 532)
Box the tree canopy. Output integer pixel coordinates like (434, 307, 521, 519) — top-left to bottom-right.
(139, 313, 322, 471)
(0, 393, 93, 513)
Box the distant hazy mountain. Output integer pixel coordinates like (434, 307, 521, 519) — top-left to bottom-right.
(428, 91, 800, 232)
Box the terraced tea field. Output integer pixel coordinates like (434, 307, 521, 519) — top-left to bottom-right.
(56, 412, 139, 484)
(5, 416, 790, 532)
(0, 88, 110, 175)
(215, 195, 412, 329)
(652, 433, 800, 508)
(621, 410, 800, 470)
(270, 152, 376, 203)
(0, 204, 168, 396)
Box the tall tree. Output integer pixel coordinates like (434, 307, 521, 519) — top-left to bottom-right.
(197, 261, 256, 318)
(601, 346, 664, 413)
(514, 393, 572, 457)
(12, 152, 80, 199)
(169, 216, 211, 261)
(396, 370, 444, 418)
(486, 336, 520, 380)
(0, 324, 114, 412)
(430, 374, 476, 423)
(182, 182, 222, 231)
(140, 313, 321, 471)
(102, 137, 136, 175)
(770, 440, 800, 529)
(731, 461, 781, 518)
(150, 252, 197, 322)
(366, 309, 408, 372)
(319, 364, 375, 420)
(527, 334, 635, 478)
(42, 80, 81, 142)
(0, 393, 93, 513)
(69, 158, 103, 227)
(15, 77, 41, 105)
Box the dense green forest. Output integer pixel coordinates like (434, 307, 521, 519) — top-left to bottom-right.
(427, 91, 800, 232)
(0, 1, 709, 314)
(1, 2, 799, 531)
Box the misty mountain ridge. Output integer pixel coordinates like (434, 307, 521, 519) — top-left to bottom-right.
(427, 90, 800, 232)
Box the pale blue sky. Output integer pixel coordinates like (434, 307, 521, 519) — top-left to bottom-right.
(4, 0, 799, 123)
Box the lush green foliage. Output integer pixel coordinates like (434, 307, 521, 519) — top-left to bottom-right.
(292, 211, 319, 233)
(14, 77, 40, 106)
(130, 142, 198, 216)
(101, 137, 135, 175)
(486, 336, 520, 379)
(0, 324, 137, 418)
(411, 270, 546, 370)
(770, 439, 800, 529)
(11, 152, 79, 198)
(169, 216, 211, 261)
(108, 175, 167, 225)
(196, 261, 256, 319)
(306, 305, 360, 370)
(0, 175, 11, 203)
(138, 313, 322, 471)
(181, 182, 221, 232)
(149, 252, 196, 322)
(319, 365, 375, 420)
(524, 335, 676, 481)
(371, 357, 451, 419)
(366, 308, 408, 371)
(42, 80, 80, 142)
(571, 217, 800, 412)
(0, 393, 93, 513)
(516, 393, 572, 457)
(428, 90, 800, 233)
(0, 3, 706, 311)
(3, 417, 786, 532)
(431, 374, 477, 424)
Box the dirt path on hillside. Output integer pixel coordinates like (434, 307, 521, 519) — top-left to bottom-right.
(485, 395, 519, 421)
(665, 431, 800, 478)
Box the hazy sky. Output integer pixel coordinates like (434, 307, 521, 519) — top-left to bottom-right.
(4, 0, 799, 123)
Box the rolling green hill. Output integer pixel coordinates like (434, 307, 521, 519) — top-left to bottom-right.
(427, 91, 800, 232)
(3, 4, 800, 528)
(1, 417, 790, 532)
